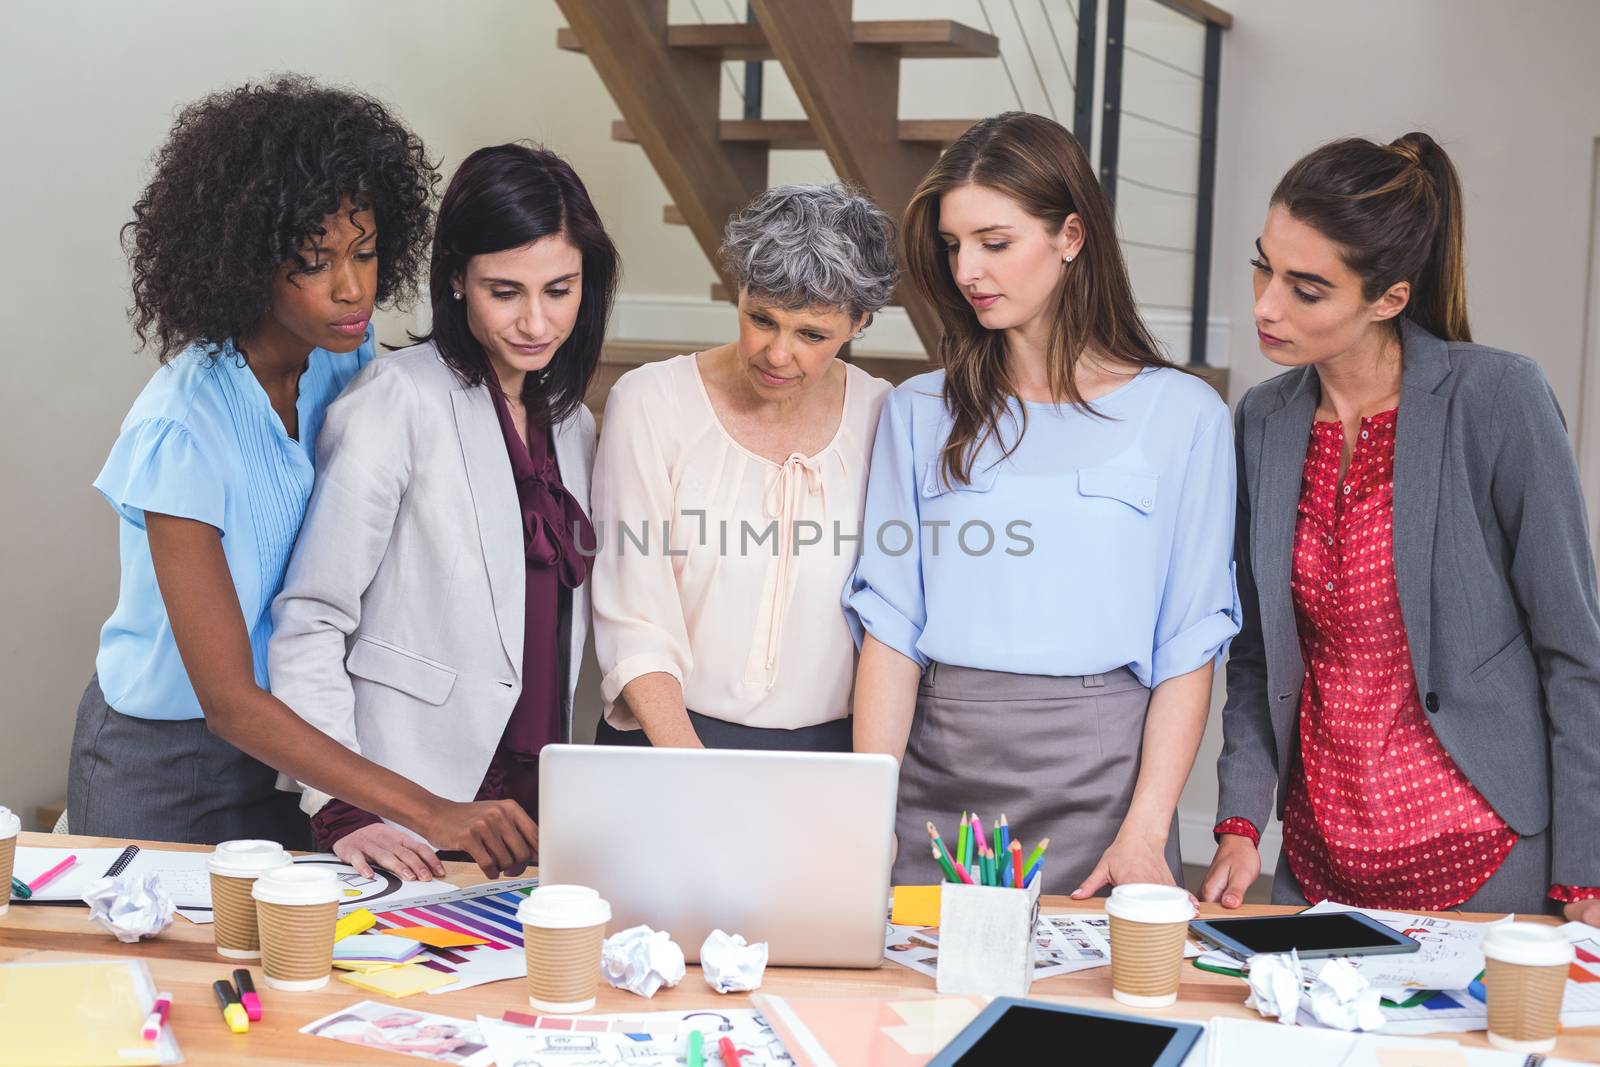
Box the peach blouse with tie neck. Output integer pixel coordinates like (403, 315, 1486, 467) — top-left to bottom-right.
(590, 353, 890, 732)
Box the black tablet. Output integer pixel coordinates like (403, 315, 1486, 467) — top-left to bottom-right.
(926, 997, 1203, 1067)
(1190, 911, 1420, 960)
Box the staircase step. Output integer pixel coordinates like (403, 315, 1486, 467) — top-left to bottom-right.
(561, 19, 995, 61)
(852, 19, 999, 58)
(895, 118, 978, 144)
(614, 118, 976, 150)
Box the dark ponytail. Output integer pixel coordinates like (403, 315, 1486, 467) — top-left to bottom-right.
(1272, 131, 1470, 342)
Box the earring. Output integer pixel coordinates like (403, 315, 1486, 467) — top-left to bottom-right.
(452, 290, 463, 300)
(1065, 254, 1075, 263)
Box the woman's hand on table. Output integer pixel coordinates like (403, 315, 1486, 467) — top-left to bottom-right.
(419, 798, 539, 879)
(1071, 829, 1195, 904)
(333, 824, 445, 882)
(1564, 898, 1600, 927)
(1199, 834, 1261, 909)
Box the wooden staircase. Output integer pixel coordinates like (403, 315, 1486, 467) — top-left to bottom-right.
(553, 0, 997, 360)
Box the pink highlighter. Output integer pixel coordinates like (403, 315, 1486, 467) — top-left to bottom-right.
(232, 968, 262, 1021)
(141, 992, 172, 1041)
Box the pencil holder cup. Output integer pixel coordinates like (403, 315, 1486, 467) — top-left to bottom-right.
(935, 877, 1043, 998)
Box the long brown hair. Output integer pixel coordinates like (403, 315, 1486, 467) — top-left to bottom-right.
(1272, 132, 1470, 342)
(903, 111, 1171, 487)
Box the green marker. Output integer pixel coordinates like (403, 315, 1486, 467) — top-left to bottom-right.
(687, 1028, 704, 1067)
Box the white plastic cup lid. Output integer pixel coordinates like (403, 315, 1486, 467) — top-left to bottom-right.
(0, 806, 19, 838)
(1105, 883, 1196, 924)
(517, 885, 611, 929)
(251, 864, 341, 906)
(1483, 923, 1574, 968)
(208, 839, 292, 879)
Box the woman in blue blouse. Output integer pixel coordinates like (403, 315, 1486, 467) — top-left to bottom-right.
(848, 113, 1239, 895)
(70, 80, 541, 872)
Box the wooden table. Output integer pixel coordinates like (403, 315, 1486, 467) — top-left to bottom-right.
(4, 833, 1596, 1064)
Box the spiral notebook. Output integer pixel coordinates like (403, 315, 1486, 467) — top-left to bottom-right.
(12, 844, 215, 907)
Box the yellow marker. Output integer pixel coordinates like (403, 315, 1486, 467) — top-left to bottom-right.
(213, 979, 249, 1034)
(334, 907, 376, 942)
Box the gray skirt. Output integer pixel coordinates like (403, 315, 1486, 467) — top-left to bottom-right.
(893, 663, 1180, 896)
(594, 711, 852, 752)
(67, 675, 311, 849)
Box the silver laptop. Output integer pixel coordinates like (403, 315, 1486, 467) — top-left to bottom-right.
(538, 744, 898, 968)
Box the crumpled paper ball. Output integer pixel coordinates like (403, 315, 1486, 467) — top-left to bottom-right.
(1307, 957, 1386, 1031)
(82, 874, 174, 943)
(1244, 950, 1303, 1023)
(600, 924, 686, 998)
(700, 929, 768, 994)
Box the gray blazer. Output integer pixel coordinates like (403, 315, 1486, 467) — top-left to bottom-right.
(1218, 319, 1600, 887)
(269, 343, 595, 826)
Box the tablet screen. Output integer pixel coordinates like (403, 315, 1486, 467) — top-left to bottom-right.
(1203, 913, 1404, 954)
(948, 1005, 1183, 1064)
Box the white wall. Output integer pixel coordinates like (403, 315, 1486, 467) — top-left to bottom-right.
(1174, 0, 1600, 867)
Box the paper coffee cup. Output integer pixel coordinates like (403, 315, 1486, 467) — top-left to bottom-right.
(518, 885, 611, 1013)
(1105, 884, 1196, 1008)
(251, 865, 340, 991)
(0, 806, 19, 918)
(1482, 922, 1573, 1053)
(208, 840, 291, 959)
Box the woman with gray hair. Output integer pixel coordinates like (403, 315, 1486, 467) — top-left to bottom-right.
(590, 183, 896, 750)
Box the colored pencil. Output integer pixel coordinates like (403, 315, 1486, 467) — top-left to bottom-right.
(1011, 840, 1024, 888)
(992, 822, 1002, 868)
(999, 814, 1011, 860)
(956, 811, 969, 869)
(943, 844, 975, 884)
(932, 843, 961, 883)
(1021, 837, 1050, 876)
(970, 864, 981, 885)
(925, 821, 956, 879)
(1026, 864, 1042, 890)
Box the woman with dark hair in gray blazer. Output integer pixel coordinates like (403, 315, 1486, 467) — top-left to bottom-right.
(1201, 132, 1600, 923)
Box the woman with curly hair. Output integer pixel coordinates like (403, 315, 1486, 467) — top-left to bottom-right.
(69, 79, 543, 870)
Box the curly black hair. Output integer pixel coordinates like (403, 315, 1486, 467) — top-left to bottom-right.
(123, 75, 437, 361)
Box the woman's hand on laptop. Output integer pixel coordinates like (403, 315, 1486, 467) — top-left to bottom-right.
(420, 798, 540, 879)
(333, 824, 446, 882)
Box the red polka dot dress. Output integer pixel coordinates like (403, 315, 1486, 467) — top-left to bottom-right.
(1215, 410, 1597, 909)
(1276, 411, 1517, 908)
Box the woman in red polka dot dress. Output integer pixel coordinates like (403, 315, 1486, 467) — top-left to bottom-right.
(1200, 133, 1600, 924)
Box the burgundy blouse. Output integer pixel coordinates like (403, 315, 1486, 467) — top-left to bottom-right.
(311, 386, 594, 849)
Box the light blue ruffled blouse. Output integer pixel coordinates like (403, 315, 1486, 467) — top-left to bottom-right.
(93, 332, 374, 720)
(844, 366, 1240, 688)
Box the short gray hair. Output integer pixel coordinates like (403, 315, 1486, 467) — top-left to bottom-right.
(720, 183, 900, 326)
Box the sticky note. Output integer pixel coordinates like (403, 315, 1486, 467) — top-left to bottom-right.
(380, 925, 489, 948)
(334, 933, 424, 962)
(891, 885, 942, 927)
(332, 959, 407, 973)
(334, 908, 376, 942)
(338, 963, 459, 998)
